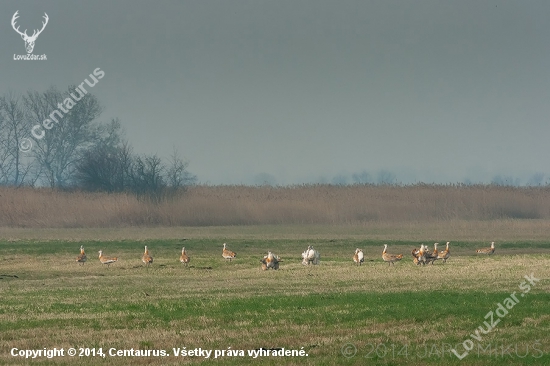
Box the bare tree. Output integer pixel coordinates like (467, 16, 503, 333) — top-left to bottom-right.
(377, 170, 396, 185)
(75, 119, 133, 192)
(128, 154, 165, 202)
(0, 93, 34, 186)
(75, 142, 133, 193)
(166, 148, 196, 191)
(77, 143, 196, 202)
(352, 170, 372, 185)
(2, 87, 197, 196)
(23, 86, 102, 187)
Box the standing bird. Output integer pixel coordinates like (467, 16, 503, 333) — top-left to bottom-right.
(222, 243, 236, 262)
(180, 247, 190, 265)
(260, 251, 281, 270)
(412, 247, 421, 265)
(301, 245, 320, 265)
(142, 246, 153, 266)
(353, 248, 364, 266)
(419, 244, 428, 265)
(76, 245, 87, 265)
(382, 244, 403, 266)
(425, 243, 439, 264)
(98, 250, 118, 267)
(438, 242, 451, 263)
(476, 241, 495, 255)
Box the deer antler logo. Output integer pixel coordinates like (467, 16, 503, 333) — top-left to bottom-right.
(11, 10, 49, 54)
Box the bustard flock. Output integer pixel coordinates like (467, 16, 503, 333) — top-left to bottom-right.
(73, 241, 496, 269)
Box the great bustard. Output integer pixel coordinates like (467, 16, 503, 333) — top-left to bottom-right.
(476, 241, 495, 255)
(382, 244, 403, 266)
(438, 242, 450, 263)
(180, 247, 190, 265)
(425, 243, 438, 264)
(301, 245, 320, 265)
(142, 246, 153, 266)
(260, 251, 281, 270)
(222, 243, 236, 262)
(98, 250, 118, 267)
(76, 245, 87, 265)
(353, 248, 364, 266)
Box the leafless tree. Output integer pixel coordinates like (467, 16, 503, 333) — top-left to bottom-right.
(75, 141, 133, 193)
(0, 93, 35, 186)
(129, 154, 165, 202)
(3, 87, 197, 197)
(352, 170, 372, 185)
(77, 143, 196, 202)
(166, 148, 196, 192)
(75, 120, 132, 193)
(23, 86, 102, 187)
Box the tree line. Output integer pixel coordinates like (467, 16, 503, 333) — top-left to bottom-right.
(0, 86, 196, 201)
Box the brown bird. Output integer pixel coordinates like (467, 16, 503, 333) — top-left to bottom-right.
(98, 250, 118, 267)
(222, 243, 236, 262)
(411, 246, 423, 266)
(142, 246, 153, 266)
(411, 244, 427, 265)
(437, 242, 451, 263)
(382, 244, 403, 266)
(353, 248, 364, 266)
(76, 245, 87, 265)
(260, 251, 281, 270)
(425, 243, 439, 264)
(180, 247, 190, 265)
(476, 241, 495, 255)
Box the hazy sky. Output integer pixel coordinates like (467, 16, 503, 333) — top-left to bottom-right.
(1, 1, 549, 185)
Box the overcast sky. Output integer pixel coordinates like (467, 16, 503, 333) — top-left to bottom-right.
(1, 1, 549, 185)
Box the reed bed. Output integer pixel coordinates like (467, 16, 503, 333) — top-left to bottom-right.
(1, 184, 550, 228)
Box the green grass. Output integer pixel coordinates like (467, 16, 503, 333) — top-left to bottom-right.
(0, 237, 549, 365)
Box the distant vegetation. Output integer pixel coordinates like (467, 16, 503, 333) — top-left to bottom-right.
(2, 184, 550, 228)
(0, 88, 196, 201)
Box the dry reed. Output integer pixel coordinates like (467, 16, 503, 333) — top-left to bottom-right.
(1, 184, 550, 228)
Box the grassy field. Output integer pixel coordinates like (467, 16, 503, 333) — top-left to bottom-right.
(1, 227, 549, 365)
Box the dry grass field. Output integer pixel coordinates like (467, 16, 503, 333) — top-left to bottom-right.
(1, 231, 549, 365)
(0, 186, 549, 365)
